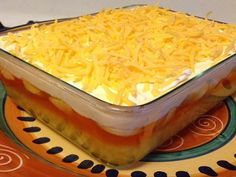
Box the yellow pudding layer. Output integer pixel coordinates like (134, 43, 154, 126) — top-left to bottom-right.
(1, 5, 236, 105)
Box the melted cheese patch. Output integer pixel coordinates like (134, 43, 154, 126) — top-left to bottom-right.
(1, 6, 236, 105)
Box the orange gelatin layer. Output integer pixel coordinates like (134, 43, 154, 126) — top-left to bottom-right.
(0, 77, 143, 146)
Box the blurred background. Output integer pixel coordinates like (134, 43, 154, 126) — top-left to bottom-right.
(0, 0, 235, 27)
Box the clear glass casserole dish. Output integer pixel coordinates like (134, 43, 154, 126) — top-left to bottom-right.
(0, 5, 235, 166)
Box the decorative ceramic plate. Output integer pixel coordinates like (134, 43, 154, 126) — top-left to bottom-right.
(0, 84, 235, 177)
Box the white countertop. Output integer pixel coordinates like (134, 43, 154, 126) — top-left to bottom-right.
(0, 0, 235, 27)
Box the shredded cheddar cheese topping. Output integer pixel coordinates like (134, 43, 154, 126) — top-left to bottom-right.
(2, 5, 236, 105)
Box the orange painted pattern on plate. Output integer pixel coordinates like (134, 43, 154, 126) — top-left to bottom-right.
(0, 131, 80, 177)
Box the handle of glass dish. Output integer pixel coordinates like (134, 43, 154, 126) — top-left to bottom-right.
(0, 20, 38, 32)
(0, 22, 8, 32)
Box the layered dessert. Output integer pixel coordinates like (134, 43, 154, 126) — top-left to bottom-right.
(0, 5, 235, 166)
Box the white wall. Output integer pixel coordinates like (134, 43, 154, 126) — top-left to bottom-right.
(0, 0, 235, 27)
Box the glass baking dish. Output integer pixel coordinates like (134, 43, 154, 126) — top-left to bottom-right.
(0, 5, 235, 167)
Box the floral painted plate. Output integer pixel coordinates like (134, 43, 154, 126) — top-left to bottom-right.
(0, 84, 235, 177)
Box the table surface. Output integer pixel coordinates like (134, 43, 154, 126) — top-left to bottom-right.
(0, 0, 235, 27)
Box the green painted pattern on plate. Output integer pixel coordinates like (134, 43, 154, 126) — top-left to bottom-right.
(0, 83, 22, 141)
